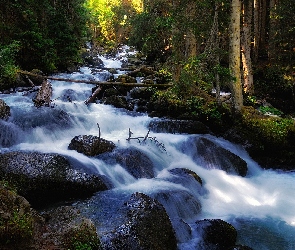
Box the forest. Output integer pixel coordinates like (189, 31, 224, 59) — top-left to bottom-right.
(1, 1, 295, 249)
(0, 0, 295, 167)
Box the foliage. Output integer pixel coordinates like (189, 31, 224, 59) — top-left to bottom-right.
(0, 41, 20, 88)
(0, 184, 33, 246)
(241, 107, 295, 147)
(0, 0, 89, 73)
(64, 220, 101, 250)
(254, 65, 290, 95)
(85, 0, 143, 46)
(128, 5, 173, 62)
(259, 106, 284, 116)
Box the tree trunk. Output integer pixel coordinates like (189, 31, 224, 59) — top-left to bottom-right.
(253, 0, 261, 62)
(241, 0, 254, 94)
(229, 0, 243, 112)
(268, 0, 279, 63)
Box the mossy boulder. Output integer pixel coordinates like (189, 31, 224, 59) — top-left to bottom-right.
(0, 152, 108, 208)
(101, 95, 133, 110)
(68, 135, 116, 156)
(224, 106, 295, 170)
(103, 192, 177, 250)
(0, 184, 36, 248)
(36, 206, 101, 250)
(0, 99, 10, 120)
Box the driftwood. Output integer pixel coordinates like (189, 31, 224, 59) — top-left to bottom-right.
(33, 80, 52, 107)
(85, 86, 102, 105)
(18, 70, 173, 88)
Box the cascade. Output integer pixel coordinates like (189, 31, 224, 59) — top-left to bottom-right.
(0, 46, 294, 249)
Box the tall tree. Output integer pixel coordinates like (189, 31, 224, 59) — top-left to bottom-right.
(241, 0, 254, 94)
(229, 0, 243, 112)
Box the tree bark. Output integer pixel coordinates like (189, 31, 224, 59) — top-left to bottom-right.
(241, 0, 254, 94)
(268, 0, 279, 63)
(229, 0, 243, 112)
(253, 0, 261, 62)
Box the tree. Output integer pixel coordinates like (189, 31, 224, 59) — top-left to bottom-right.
(229, 0, 243, 112)
(241, 0, 254, 94)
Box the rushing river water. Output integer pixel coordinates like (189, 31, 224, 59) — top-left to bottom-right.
(1, 47, 295, 249)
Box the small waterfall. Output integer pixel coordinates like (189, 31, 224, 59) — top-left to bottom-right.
(1, 47, 295, 250)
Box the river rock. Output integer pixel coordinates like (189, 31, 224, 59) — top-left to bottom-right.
(0, 184, 101, 250)
(68, 135, 116, 156)
(148, 118, 211, 134)
(33, 80, 52, 107)
(97, 147, 155, 179)
(0, 120, 21, 147)
(195, 219, 237, 249)
(0, 99, 10, 120)
(0, 152, 108, 208)
(34, 206, 101, 250)
(102, 192, 177, 250)
(184, 136, 248, 176)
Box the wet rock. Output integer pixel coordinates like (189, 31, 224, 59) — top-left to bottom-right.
(101, 95, 133, 110)
(0, 185, 101, 250)
(102, 192, 177, 250)
(184, 136, 248, 176)
(169, 168, 203, 186)
(0, 152, 108, 208)
(0, 99, 10, 120)
(195, 219, 237, 249)
(33, 80, 52, 107)
(68, 135, 116, 156)
(0, 120, 21, 147)
(12, 107, 72, 130)
(148, 118, 211, 134)
(153, 190, 202, 222)
(97, 147, 155, 179)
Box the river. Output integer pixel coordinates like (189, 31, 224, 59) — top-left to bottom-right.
(0, 47, 295, 249)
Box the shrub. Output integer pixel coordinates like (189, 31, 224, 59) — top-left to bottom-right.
(0, 41, 20, 88)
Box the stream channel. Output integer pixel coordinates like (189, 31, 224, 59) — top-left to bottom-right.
(1, 46, 295, 249)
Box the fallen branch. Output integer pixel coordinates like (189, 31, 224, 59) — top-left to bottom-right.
(18, 70, 173, 88)
(85, 86, 102, 105)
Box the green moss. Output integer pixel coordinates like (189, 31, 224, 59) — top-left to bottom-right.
(0, 185, 33, 246)
(241, 106, 295, 147)
(64, 220, 101, 250)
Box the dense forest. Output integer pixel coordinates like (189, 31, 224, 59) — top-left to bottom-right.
(1, 1, 295, 249)
(0, 0, 295, 167)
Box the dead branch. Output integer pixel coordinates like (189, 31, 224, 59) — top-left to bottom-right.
(18, 70, 173, 88)
(85, 86, 102, 105)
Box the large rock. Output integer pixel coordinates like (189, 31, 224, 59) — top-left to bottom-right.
(68, 135, 116, 156)
(33, 206, 101, 250)
(195, 219, 237, 249)
(148, 118, 211, 134)
(0, 121, 21, 147)
(97, 147, 155, 179)
(184, 136, 248, 176)
(33, 80, 52, 107)
(0, 184, 101, 250)
(0, 152, 108, 207)
(0, 99, 10, 120)
(102, 192, 177, 250)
